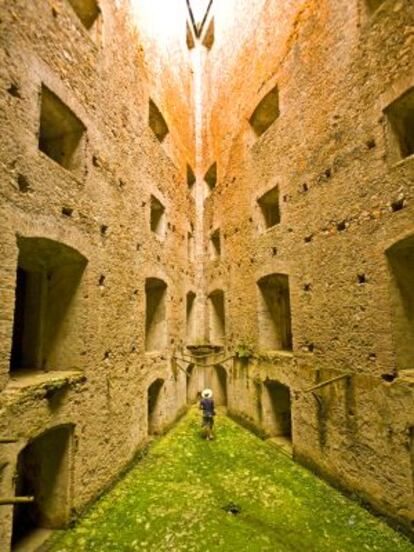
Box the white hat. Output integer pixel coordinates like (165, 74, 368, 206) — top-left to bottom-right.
(202, 388, 213, 399)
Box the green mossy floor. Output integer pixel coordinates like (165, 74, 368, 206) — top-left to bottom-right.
(50, 409, 414, 552)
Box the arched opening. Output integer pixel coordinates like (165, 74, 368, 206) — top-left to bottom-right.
(262, 380, 292, 441)
(147, 378, 165, 435)
(186, 364, 198, 404)
(10, 237, 87, 375)
(386, 234, 414, 372)
(145, 278, 168, 352)
(212, 364, 227, 406)
(208, 289, 225, 345)
(257, 274, 292, 352)
(11, 425, 73, 549)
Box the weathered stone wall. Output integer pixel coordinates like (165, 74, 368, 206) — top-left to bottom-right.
(0, 0, 195, 548)
(202, 0, 414, 531)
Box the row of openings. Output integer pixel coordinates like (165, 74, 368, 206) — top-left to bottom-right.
(9, 234, 413, 368)
(186, 162, 217, 197)
(248, 79, 414, 164)
(37, 87, 174, 176)
(205, 275, 293, 351)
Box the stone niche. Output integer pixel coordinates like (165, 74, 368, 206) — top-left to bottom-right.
(38, 85, 86, 173)
(149, 99, 169, 143)
(210, 228, 221, 260)
(67, 0, 100, 30)
(208, 289, 225, 345)
(257, 274, 292, 352)
(150, 195, 167, 239)
(386, 234, 414, 372)
(12, 425, 74, 548)
(186, 291, 197, 342)
(257, 186, 281, 230)
(147, 378, 165, 434)
(384, 86, 414, 161)
(249, 86, 280, 138)
(145, 278, 168, 352)
(9, 237, 87, 375)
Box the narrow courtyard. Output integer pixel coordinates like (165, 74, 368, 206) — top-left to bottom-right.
(49, 410, 413, 552)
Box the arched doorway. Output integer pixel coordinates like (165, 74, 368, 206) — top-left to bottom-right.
(12, 425, 73, 549)
(147, 379, 165, 435)
(262, 380, 292, 440)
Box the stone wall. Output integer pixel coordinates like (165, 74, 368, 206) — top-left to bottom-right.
(202, 0, 414, 532)
(0, 0, 195, 548)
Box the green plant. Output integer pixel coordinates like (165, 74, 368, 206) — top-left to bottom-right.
(234, 342, 255, 359)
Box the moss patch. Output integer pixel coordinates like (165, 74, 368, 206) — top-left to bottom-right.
(50, 410, 414, 551)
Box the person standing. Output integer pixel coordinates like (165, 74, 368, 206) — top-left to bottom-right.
(200, 389, 216, 440)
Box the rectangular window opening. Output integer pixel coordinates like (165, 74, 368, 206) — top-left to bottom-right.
(249, 86, 280, 138)
(150, 195, 166, 239)
(257, 186, 281, 229)
(149, 99, 169, 143)
(67, 0, 100, 30)
(204, 162, 217, 195)
(384, 86, 414, 161)
(38, 85, 86, 172)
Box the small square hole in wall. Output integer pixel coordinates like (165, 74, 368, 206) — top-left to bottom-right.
(38, 85, 86, 172)
(257, 186, 280, 230)
(67, 0, 100, 29)
(210, 228, 221, 260)
(149, 99, 169, 143)
(249, 86, 279, 138)
(150, 195, 166, 238)
(384, 86, 414, 161)
(204, 162, 217, 195)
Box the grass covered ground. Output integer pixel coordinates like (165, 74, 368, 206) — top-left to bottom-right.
(50, 409, 414, 551)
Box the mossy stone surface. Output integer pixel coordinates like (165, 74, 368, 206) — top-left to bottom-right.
(50, 410, 414, 551)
